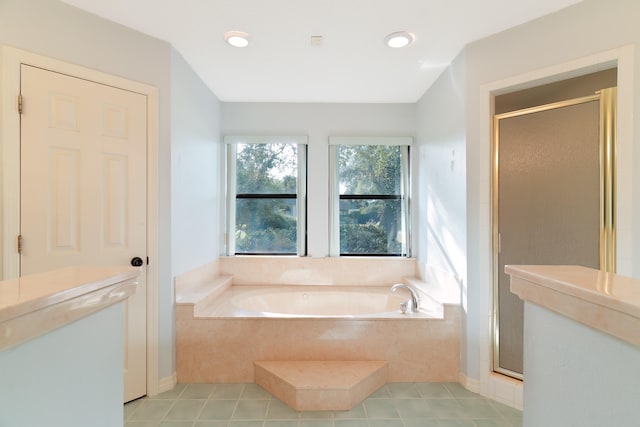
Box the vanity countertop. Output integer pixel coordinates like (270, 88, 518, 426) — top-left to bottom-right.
(0, 266, 140, 350)
(506, 265, 640, 347)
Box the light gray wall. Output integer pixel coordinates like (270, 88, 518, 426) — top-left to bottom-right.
(1, 0, 179, 381)
(6, 0, 638, 395)
(0, 304, 125, 427)
(170, 48, 224, 372)
(222, 103, 416, 257)
(523, 302, 640, 426)
(170, 49, 223, 278)
(462, 0, 640, 382)
(415, 50, 467, 374)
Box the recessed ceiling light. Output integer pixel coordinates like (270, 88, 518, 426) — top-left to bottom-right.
(384, 31, 415, 48)
(224, 31, 250, 48)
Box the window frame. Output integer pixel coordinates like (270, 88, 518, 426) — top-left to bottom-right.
(329, 137, 412, 257)
(225, 136, 308, 256)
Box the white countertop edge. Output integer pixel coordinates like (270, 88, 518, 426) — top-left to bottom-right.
(505, 265, 640, 319)
(0, 266, 140, 351)
(0, 276, 138, 351)
(0, 266, 141, 322)
(506, 265, 640, 347)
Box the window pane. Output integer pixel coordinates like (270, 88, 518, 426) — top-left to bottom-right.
(338, 145, 401, 195)
(236, 143, 297, 194)
(235, 198, 297, 254)
(339, 199, 403, 255)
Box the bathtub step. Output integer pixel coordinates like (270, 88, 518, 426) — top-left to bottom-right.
(254, 360, 388, 411)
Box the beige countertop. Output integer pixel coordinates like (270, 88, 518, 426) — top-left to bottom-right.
(506, 265, 640, 347)
(0, 266, 140, 350)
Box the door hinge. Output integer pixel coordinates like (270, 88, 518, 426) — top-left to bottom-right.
(17, 235, 23, 254)
(17, 94, 23, 114)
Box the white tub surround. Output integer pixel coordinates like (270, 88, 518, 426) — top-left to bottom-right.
(0, 266, 140, 427)
(0, 266, 140, 351)
(506, 265, 640, 427)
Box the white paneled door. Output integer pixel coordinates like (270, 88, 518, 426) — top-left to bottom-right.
(20, 65, 148, 402)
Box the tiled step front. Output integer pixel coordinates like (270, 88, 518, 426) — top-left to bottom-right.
(254, 360, 388, 411)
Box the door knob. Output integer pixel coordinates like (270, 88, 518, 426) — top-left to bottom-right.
(131, 257, 144, 267)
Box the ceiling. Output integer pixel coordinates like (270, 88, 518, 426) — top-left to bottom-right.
(60, 0, 582, 103)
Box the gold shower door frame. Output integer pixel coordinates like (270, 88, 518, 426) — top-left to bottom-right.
(491, 88, 617, 379)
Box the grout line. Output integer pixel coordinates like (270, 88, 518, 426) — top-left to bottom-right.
(124, 383, 522, 426)
(175, 383, 187, 399)
(191, 392, 207, 425)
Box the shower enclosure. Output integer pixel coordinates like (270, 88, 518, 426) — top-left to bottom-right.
(492, 83, 617, 378)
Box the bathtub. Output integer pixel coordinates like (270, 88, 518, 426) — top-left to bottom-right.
(194, 285, 443, 319)
(176, 283, 460, 383)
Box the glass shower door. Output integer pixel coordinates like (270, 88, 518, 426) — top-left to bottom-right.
(492, 88, 616, 377)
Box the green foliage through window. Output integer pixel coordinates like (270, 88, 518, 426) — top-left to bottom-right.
(338, 145, 407, 255)
(234, 143, 299, 254)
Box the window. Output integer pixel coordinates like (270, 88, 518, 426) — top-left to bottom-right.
(330, 137, 411, 256)
(225, 136, 307, 255)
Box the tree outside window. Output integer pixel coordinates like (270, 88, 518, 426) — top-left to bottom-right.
(227, 139, 306, 255)
(334, 142, 410, 256)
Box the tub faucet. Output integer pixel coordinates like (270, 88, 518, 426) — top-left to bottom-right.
(391, 283, 420, 313)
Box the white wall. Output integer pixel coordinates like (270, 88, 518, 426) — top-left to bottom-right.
(415, 50, 468, 373)
(461, 0, 640, 393)
(221, 102, 416, 257)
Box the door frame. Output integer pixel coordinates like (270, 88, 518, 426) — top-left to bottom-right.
(1, 46, 160, 396)
(473, 44, 635, 407)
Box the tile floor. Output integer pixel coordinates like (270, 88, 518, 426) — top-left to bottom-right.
(125, 383, 522, 427)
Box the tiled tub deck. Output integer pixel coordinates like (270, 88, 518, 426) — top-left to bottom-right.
(176, 302, 460, 384)
(175, 257, 461, 385)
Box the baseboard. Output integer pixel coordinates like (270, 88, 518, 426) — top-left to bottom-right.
(459, 371, 480, 394)
(158, 372, 177, 394)
(488, 372, 524, 410)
